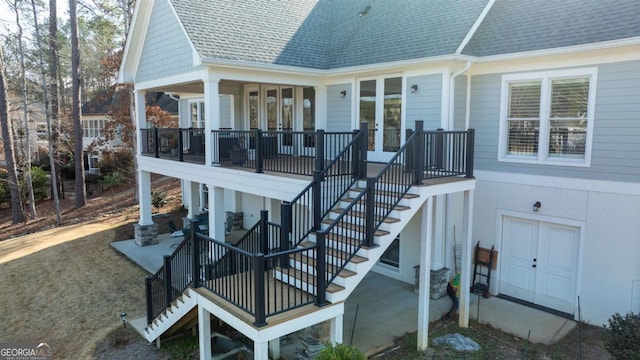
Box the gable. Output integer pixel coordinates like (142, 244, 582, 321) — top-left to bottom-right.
(462, 0, 640, 57)
(136, 0, 195, 82)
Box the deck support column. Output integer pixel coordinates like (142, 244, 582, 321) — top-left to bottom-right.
(137, 170, 153, 226)
(209, 185, 225, 241)
(417, 196, 434, 351)
(268, 339, 280, 359)
(330, 314, 343, 345)
(254, 341, 269, 360)
(459, 189, 474, 328)
(198, 304, 212, 360)
(186, 181, 200, 218)
(203, 74, 220, 165)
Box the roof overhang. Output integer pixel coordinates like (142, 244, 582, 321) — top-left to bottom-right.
(118, 0, 155, 84)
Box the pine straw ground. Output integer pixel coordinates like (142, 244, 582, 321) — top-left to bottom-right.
(0, 177, 183, 359)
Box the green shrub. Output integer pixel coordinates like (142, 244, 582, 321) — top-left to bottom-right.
(151, 190, 168, 211)
(29, 167, 49, 202)
(316, 343, 366, 360)
(99, 171, 124, 189)
(603, 312, 640, 359)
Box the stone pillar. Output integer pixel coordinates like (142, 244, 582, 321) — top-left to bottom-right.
(134, 223, 158, 246)
(430, 267, 450, 300)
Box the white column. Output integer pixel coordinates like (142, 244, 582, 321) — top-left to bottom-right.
(268, 339, 280, 359)
(254, 341, 269, 360)
(314, 85, 327, 130)
(204, 74, 220, 165)
(458, 189, 474, 328)
(330, 314, 344, 345)
(187, 181, 200, 218)
(431, 195, 446, 270)
(198, 305, 211, 360)
(133, 90, 147, 155)
(209, 185, 225, 241)
(138, 170, 153, 225)
(417, 196, 434, 351)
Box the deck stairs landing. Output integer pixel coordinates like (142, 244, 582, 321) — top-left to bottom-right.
(130, 288, 198, 342)
(274, 180, 427, 304)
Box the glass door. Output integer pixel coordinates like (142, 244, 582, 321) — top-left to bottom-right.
(280, 87, 294, 155)
(302, 87, 315, 157)
(359, 77, 403, 162)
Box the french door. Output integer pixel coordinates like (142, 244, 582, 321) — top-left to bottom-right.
(500, 217, 580, 314)
(266, 86, 295, 155)
(358, 76, 403, 162)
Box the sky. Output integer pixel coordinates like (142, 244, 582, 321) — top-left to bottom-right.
(0, 1, 68, 35)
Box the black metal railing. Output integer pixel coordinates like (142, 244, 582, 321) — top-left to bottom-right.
(211, 129, 355, 176)
(139, 128, 206, 164)
(422, 128, 475, 179)
(145, 234, 193, 324)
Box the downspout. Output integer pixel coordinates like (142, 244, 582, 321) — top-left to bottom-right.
(448, 61, 471, 130)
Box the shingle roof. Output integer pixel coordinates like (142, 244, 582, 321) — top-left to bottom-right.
(462, 0, 640, 57)
(83, 90, 178, 115)
(167, 0, 640, 70)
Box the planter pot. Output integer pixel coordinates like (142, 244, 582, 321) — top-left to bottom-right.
(229, 149, 248, 165)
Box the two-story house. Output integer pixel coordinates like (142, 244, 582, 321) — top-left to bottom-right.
(118, 0, 640, 358)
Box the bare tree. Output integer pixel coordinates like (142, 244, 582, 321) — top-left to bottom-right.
(49, 0, 62, 199)
(0, 47, 25, 224)
(31, 0, 61, 224)
(11, 0, 37, 218)
(69, 0, 86, 207)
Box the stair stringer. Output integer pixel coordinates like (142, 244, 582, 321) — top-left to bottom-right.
(323, 189, 429, 303)
(131, 287, 198, 343)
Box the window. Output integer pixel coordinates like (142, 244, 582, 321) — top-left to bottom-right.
(499, 68, 596, 166)
(190, 101, 205, 128)
(83, 119, 107, 138)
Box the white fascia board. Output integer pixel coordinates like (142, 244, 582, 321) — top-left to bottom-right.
(200, 54, 475, 78)
(471, 37, 640, 65)
(134, 69, 208, 91)
(118, 0, 154, 84)
(475, 170, 640, 196)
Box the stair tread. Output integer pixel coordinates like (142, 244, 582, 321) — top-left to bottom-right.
(312, 231, 377, 250)
(275, 267, 345, 293)
(342, 197, 411, 211)
(300, 241, 369, 263)
(329, 208, 400, 223)
(321, 218, 390, 236)
(352, 187, 419, 199)
(293, 254, 358, 278)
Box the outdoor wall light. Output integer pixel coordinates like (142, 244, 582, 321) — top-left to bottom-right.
(533, 201, 541, 212)
(120, 312, 127, 328)
(339, 90, 347, 98)
(410, 84, 419, 93)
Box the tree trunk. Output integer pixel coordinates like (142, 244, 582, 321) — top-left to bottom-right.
(32, 0, 61, 225)
(0, 47, 25, 224)
(49, 0, 62, 200)
(13, 0, 37, 219)
(69, 0, 86, 207)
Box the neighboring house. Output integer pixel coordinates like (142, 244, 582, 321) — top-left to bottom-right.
(81, 90, 179, 173)
(119, 0, 640, 358)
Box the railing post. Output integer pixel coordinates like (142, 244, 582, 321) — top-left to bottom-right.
(465, 128, 475, 178)
(350, 129, 360, 178)
(191, 220, 200, 288)
(280, 202, 291, 268)
(255, 129, 264, 173)
(414, 121, 425, 185)
(312, 171, 322, 230)
(359, 122, 368, 179)
(314, 129, 325, 172)
(405, 129, 415, 173)
(365, 177, 376, 247)
(436, 128, 444, 170)
(163, 255, 172, 309)
(315, 231, 327, 306)
(178, 128, 184, 162)
(253, 254, 267, 327)
(145, 276, 153, 324)
(154, 127, 159, 158)
(260, 210, 269, 256)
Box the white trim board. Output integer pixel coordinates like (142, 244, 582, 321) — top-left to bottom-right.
(475, 170, 640, 196)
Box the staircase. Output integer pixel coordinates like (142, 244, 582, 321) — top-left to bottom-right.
(274, 181, 427, 303)
(131, 288, 198, 342)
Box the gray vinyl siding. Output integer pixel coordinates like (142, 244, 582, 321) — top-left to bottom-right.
(137, 0, 194, 82)
(470, 60, 640, 183)
(219, 95, 232, 129)
(454, 75, 467, 130)
(405, 74, 442, 130)
(326, 84, 353, 132)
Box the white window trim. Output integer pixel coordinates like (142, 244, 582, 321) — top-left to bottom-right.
(498, 67, 597, 167)
(188, 99, 205, 129)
